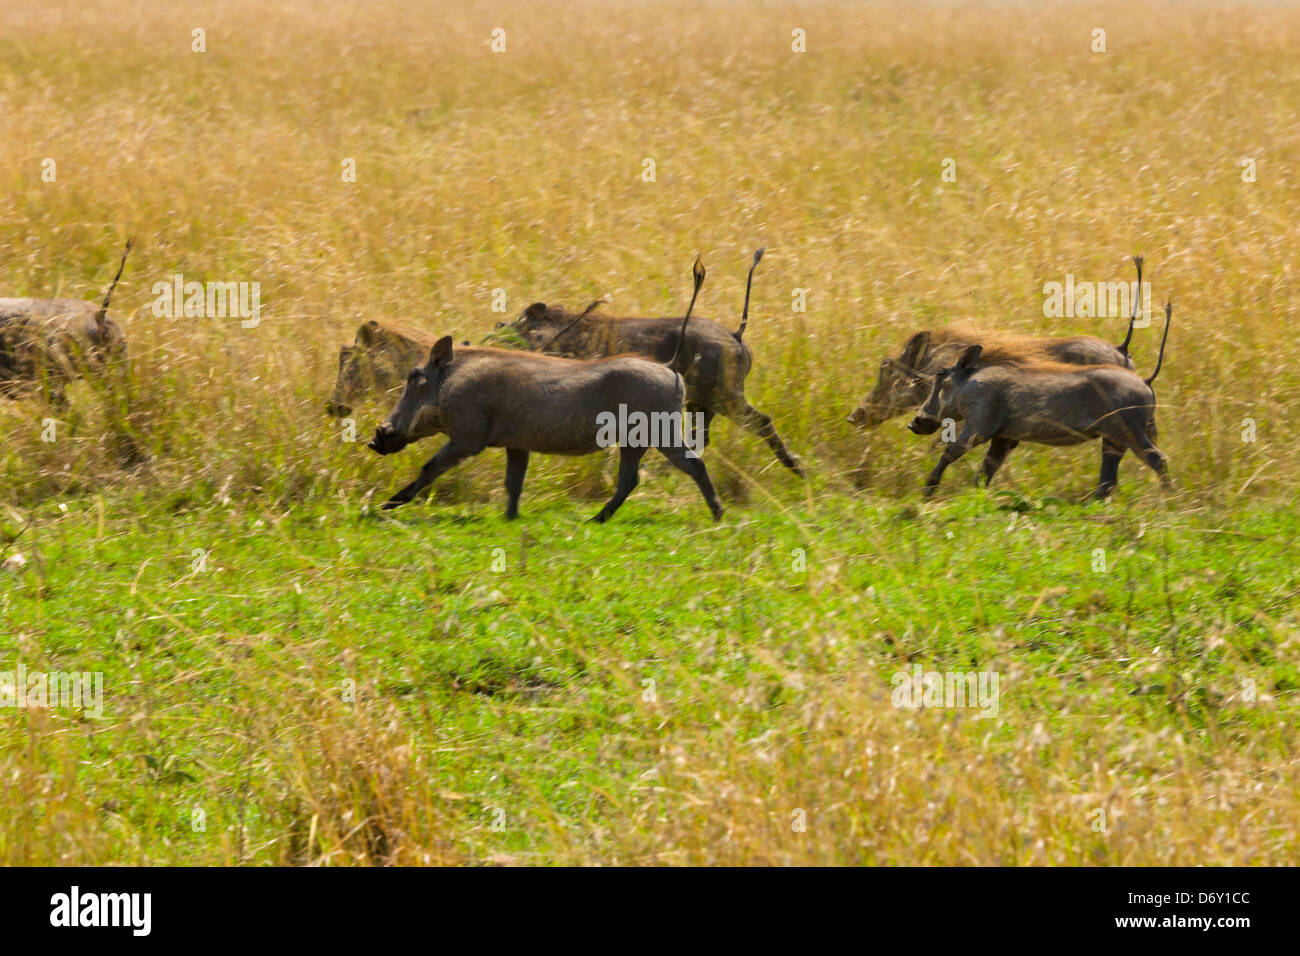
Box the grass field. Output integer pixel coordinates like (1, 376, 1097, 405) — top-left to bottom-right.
(2, 0, 1298, 864)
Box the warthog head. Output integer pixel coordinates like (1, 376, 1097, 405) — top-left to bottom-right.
(367, 336, 453, 455)
(490, 299, 607, 354)
(908, 354, 969, 436)
(324, 344, 366, 416)
(848, 331, 934, 429)
(325, 320, 437, 417)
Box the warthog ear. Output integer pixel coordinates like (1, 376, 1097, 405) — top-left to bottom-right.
(523, 302, 547, 321)
(429, 336, 454, 368)
(955, 344, 982, 374)
(900, 331, 931, 368)
(356, 320, 381, 345)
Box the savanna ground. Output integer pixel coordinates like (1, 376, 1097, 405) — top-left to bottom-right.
(1, 0, 1298, 865)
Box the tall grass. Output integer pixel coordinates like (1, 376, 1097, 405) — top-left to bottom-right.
(2, 0, 1297, 507)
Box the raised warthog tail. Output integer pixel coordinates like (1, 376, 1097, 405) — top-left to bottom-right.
(1145, 300, 1171, 386)
(1118, 254, 1142, 357)
(96, 237, 135, 329)
(735, 247, 765, 342)
(669, 255, 706, 370)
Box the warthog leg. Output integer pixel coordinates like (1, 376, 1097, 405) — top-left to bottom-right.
(1129, 428, 1172, 488)
(977, 437, 1019, 488)
(591, 446, 648, 523)
(657, 443, 724, 520)
(1094, 440, 1126, 499)
(923, 428, 983, 497)
(728, 400, 804, 476)
(684, 403, 718, 448)
(848, 443, 873, 489)
(382, 438, 483, 510)
(504, 448, 529, 519)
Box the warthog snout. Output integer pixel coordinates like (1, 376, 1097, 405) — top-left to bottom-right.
(908, 414, 941, 435)
(847, 402, 892, 429)
(367, 423, 408, 455)
(324, 401, 351, 416)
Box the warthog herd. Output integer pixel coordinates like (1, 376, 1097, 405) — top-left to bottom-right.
(339, 251, 1172, 519)
(4, 243, 1173, 521)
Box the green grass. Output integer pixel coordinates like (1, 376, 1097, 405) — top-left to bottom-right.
(4, 478, 1296, 864)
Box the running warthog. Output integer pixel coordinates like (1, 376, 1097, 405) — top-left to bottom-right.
(0, 239, 133, 404)
(493, 249, 804, 475)
(908, 302, 1172, 499)
(847, 326, 1136, 433)
(849, 257, 1149, 433)
(325, 320, 441, 416)
(368, 258, 724, 522)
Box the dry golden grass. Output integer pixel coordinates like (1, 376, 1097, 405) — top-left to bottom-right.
(2, 0, 1297, 502)
(2, 0, 1299, 866)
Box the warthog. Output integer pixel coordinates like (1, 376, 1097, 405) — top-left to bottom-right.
(325, 319, 442, 416)
(368, 258, 724, 522)
(848, 257, 1149, 434)
(847, 326, 1136, 433)
(908, 302, 1172, 499)
(0, 239, 133, 403)
(493, 249, 804, 475)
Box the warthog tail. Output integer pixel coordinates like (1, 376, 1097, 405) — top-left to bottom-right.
(1117, 254, 1142, 357)
(669, 255, 706, 371)
(95, 236, 135, 330)
(1145, 300, 1171, 386)
(735, 246, 765, 342)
